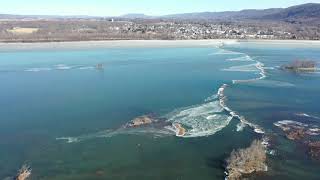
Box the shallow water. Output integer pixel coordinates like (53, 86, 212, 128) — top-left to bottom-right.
(0, 43, 319, 179)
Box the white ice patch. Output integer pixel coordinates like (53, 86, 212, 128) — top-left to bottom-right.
(232, 61, 267, 84)
(308, 128, 320, 136)
(25, 67, 52, 72)
(231, 111, 265, 134)
(254, 128, 265, 134)
(295, 113, 320, 119)
(236, 122, 246, 132)
(204, 94, 218, 102)
(261, 137, 270, 147)
(25, 64, 99, 73)
(209, 49, 244, 55)
(233, 80, 295, 88)
(166, 100, 233, 138)
(78, 66, 95, 70)
(56, 137, 80, 143)
(222, 63, 261, 72)
(274, 120, 308, 128)
(57, 128, 174, 143)
(263, 67, 275, 70)
(55, 64, 73, 70)
(227, 55, 254, 62)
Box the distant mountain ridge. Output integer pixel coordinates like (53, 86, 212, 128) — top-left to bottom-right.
(120, 13, 152, 19)
(164, 3, 320, 21)
(262, 3, 320, 20)
(163, 8, 282, 20)
(1, 3, 319, 23)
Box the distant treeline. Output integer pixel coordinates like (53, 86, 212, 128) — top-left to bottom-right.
(0, 19, 319, 42)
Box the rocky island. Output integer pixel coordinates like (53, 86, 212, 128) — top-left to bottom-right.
(281, 60, 317, 72)
(125, 115, 156, 128)
(15, 165, 31, 180)
(225, 140, 267, 180)
(123, 114, 187, 137)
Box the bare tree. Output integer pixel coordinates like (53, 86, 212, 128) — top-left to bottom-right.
(226, 140, 267, 180)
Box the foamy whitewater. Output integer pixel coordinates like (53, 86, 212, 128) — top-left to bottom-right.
(57, 78, 265, 143)
(237, 80, 295, 88)
(166, 88, 233, 138)
(57, 86, 235, 142)
(25, 64, 96, 72)
(217, 47, 267, 134)
(25, 68, 52, 72)
(227, 55, 255, 62)
(218, 47, 267, 85)
(209, 49, 244, 55)
(214, 52, 271, 174)
(56, 127, 175, 143)
(3, 41, 320, 180)
(231, 62, 267, 84)
(57, 46, 268, 143)
(295, 113, 320, 119)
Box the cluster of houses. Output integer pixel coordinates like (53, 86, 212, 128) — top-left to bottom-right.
(1, 18, 318, 41)
(108, 20, 305, 40)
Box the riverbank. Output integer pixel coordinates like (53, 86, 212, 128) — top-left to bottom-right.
(1, 39, 320, 51)
(0, 40, 232, 51)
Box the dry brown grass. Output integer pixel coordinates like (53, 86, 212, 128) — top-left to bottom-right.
(7, 27, 39, 34)
(226, 140, 267, 180)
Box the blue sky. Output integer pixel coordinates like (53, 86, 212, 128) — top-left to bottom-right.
(1, 0, 319, 16)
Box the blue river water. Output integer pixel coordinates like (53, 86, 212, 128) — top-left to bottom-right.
(0, 42, 319, 179)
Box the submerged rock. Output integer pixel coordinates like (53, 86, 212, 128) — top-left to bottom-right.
(225, 140, 267, 180)
(274, 120, 320, 160)
(173, 123, 186, 137)
(96, 63, 104, 70)
(15, 165, 31, 180)
(273, 120, 320, 141)
(308, 141, 320, 160)
(286, 128, 306, 141)
(123, 114, 188, 137)
(125, 115, 156, 128)
(95, 170, 105, 177)
(281, 60, 317, 72)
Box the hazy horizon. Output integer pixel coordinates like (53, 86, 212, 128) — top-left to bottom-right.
(1, 0, 319, 17)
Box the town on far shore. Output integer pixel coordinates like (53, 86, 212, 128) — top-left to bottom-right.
(1, 3, 320, 42)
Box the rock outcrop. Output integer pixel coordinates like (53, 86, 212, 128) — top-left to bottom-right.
(173, 123, 186, 137)
(225, 140, 267, 180)
(308, 141, 320, 160)
(125, 115, 155, 128)
(286, 128, 306, 140)
(273, 120, 320, 141)
(274, 120, 320, 161)
(281, 60, 317, 72)
(16, 165, 31, 180)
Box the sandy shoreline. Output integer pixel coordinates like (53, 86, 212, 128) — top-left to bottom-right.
(0, 39, 320, 50)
